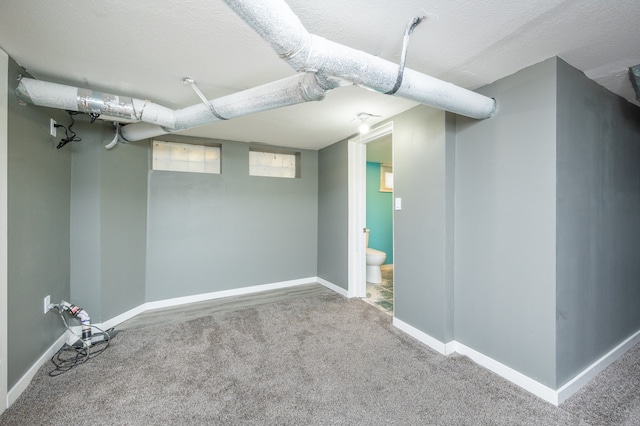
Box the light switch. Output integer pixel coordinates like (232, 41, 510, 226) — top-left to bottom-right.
(395, 197, 402, 211)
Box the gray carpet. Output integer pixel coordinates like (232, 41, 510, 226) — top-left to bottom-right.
(1, 289, 638, 425)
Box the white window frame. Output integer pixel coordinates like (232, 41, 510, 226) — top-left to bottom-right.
(151, 140, 221, 174)
(249, 148, 300, 179)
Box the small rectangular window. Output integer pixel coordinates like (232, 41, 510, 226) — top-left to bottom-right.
(380, 164, 393, 192)
(249, 148, 300, 178)
(152, 140, 220, 174)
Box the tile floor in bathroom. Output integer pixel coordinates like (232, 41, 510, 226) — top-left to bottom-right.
(365, 264, 393, 314)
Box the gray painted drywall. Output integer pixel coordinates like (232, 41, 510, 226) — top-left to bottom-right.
(392, 105, 455, 342)
(317, 139, 349, 289)
(556, 59, 640, 387)
(7, 59, 70, 388)
(0, 49, 7, 411)
(444, 112, 456, 342)
(455, 58, 558, 387)
(70, 122, 103, 319)
(70, 123, 147, 322)
(99, 140, 147, 320)
(146, 137, 318, 301)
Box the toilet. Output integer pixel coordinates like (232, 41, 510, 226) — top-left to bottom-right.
(365, 229, 387, 284)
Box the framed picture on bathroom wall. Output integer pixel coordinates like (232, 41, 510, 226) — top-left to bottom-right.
(380, 164, 393, 192)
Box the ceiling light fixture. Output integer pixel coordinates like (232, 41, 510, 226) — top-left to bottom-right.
(356, 112, 380, 134)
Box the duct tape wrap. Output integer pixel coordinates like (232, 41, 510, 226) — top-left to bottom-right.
(77, 88, 135, 119)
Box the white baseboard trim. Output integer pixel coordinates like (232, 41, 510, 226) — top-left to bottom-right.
(392, 318, 454, 355)
(556, 329, 640, 405)
(392, 319, 558, 404)
(392, 318, 640, 406)
(7, 331, 69, 407)
(315, 277, 348, 297)
(98, 303, 148, 333)
(94, 277, 322, 330)
(143, 277, 318, 313)
(453, 341, 559, 405)
(95, 277, 345, 332)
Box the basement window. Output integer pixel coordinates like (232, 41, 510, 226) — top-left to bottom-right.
(152, 140, 221, 174)
(380, 164, 393, 192)
(249, 148, 300, 178)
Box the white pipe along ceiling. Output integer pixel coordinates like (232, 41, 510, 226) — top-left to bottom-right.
(14, 0, 496, 145)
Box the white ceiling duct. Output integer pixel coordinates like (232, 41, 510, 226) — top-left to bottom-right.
(120, 72, 341, 141)
(222, 0, 496, 120)
(16, 73, 341, 142)
(15, 77, 177, 129)
(15, 0, 495, 145)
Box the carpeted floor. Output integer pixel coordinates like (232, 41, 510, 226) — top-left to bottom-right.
(1, 286, 638, 425)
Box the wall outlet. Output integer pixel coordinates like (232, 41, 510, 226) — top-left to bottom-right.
(50, 119, 57, 137)
(44, 295, 51, 314)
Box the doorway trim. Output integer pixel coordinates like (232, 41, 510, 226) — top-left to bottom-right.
(347, 121, 393, 298)
(0, 48, 9, 413)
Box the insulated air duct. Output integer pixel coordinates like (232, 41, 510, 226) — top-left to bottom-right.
(15, 0, 496, 144)
(15, 77, 176, 128)
(16, 73, 341, 142)
(120, 72, 341, 141)
(222, 0, 496, 119)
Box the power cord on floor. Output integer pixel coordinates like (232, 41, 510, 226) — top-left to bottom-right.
(49, 335, 111, 377)
(49, 307, 116, 376)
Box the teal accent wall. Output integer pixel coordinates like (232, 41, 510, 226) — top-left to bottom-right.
(366, 162, 393, 264)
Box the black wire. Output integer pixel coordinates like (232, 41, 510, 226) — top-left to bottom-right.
(54, 111, 101, 149)
(48, 327, 115, 377)
(55, 111, 82, 149)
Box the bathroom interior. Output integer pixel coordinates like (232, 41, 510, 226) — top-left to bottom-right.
(364, 134, 394, 314)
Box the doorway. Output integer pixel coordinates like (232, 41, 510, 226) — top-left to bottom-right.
(347, 122, 394, 308)
(1, 48, 9, 413)
(363, 134, 394, 313)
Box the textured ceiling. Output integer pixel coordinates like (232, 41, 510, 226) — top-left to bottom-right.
(1, 0, 639, 150)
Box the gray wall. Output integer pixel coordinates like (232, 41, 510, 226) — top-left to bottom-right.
(454, 58, 558, 386)
(7, 59, 71, 388)
(317, 140, 349, 289)
(146, 137, 318, 301)
(70, 124, 147, 321)
(99, 140, 148, 319)
(316, 105, 456, 339)
(70, 121, 102, 319)
(392, 106, 455, 342)
(555, 59, 640, 387)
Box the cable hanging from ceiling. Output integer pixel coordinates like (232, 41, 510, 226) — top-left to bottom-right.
(54, 110, 100, 149)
